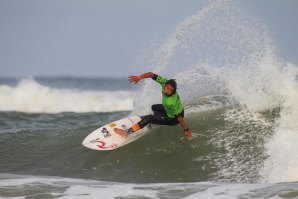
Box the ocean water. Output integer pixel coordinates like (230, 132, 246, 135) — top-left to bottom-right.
(1, 1, 298, 198)
(1, 77, 298, 199)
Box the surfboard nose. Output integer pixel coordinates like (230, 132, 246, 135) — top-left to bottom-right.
(82, 140, 98, 150)
(82, 136, 96, 149)
(82, 138, 90, 148)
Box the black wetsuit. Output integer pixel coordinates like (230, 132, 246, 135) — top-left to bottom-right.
(138, 104, 184, 129)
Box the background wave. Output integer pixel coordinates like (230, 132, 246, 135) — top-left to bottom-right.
(0, 78, 134, 113)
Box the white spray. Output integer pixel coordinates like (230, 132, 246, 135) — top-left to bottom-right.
(133, 0, 298, 183)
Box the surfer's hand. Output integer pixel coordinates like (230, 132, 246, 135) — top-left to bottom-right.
(184, 130, 193, 139)
(129, 75, 141, 84)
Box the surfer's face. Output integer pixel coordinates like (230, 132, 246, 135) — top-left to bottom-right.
(164, 84, 174, 96)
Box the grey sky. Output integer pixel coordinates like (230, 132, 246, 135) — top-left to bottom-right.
(0, 0, 297, 78)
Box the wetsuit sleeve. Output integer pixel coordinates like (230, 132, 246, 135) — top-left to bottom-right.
(152, 74, 167, 85)
(175, 112, 183, 118)
(152, 73, 158, 80)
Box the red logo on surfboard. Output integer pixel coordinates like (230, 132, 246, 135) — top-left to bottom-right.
(96, 141, 118, 149)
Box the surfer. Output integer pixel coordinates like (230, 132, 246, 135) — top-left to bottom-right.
(114, 72, 193, 139)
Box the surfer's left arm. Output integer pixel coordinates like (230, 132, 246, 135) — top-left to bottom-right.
(177, 115, 193, 139)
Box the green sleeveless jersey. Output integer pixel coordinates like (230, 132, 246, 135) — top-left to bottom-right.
(154, 75, 184, 118)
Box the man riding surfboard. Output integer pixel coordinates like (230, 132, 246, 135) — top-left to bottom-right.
(114, 72, 193, 139)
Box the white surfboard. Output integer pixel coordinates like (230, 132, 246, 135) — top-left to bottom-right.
(82, 116, 153, 151)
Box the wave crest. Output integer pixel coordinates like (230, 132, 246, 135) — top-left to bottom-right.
(0, 78, 134, 113)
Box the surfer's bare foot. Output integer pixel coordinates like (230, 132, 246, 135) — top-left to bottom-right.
(114, 128, 128, 139)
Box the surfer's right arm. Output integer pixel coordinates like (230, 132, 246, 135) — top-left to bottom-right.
(129, 72, 156, 84)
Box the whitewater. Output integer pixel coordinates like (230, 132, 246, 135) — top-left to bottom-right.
(0, 77, 134, 113)
(1, 1, 298, 198)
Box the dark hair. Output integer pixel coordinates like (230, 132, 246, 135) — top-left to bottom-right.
(166, 79, 177, 93)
